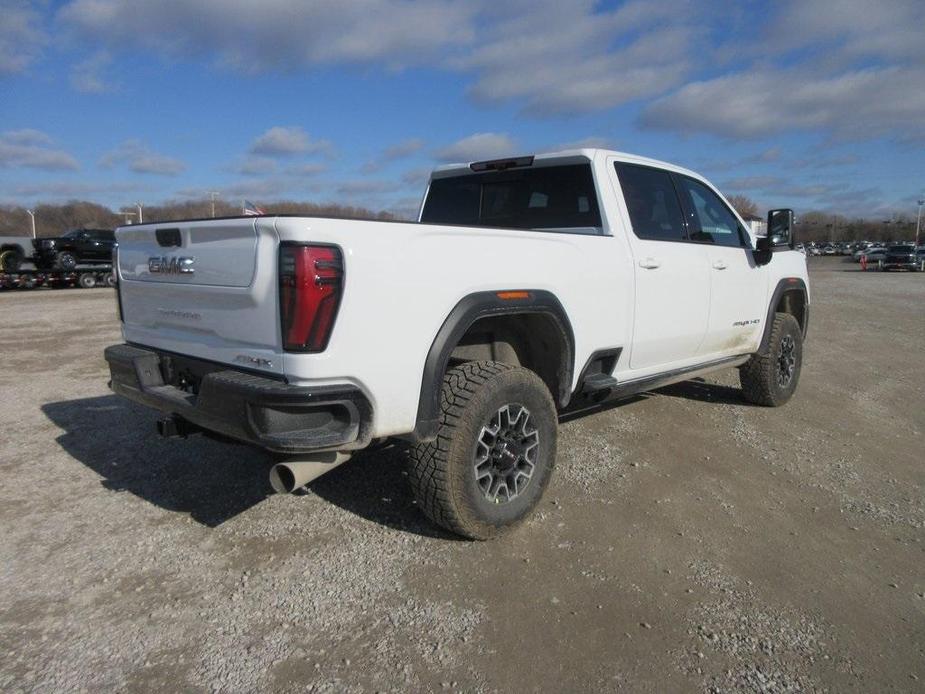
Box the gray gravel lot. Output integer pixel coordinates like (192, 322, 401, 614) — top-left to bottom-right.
(1, 257, 923, 692)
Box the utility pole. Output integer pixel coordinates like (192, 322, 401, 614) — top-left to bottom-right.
(26, 209, 36, 238)
(916, 199, 924, 248)
(209, 191, 220, 218)
(136, 202, 144, 224)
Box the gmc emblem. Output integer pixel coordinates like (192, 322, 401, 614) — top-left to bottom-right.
(148, 256, 195, 275)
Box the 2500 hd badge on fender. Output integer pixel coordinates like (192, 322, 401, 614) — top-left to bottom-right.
(104, 148, 809, 539)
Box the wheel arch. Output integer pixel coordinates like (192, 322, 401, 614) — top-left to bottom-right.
(759, 278, 808, 353)
(412, 290, 575, 442)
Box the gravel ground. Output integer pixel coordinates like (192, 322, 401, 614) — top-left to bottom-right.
(1, 257, 923, 692)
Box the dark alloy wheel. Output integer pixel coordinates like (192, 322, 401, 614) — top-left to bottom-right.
(777, 334, 796, 388)
(474, 403, 540, 504)
(56, 251, 78, 271)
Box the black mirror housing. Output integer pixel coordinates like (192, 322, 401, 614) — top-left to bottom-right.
(767, 208, 795, 248)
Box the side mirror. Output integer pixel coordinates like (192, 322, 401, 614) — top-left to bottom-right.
(755, 208, 795, 266)
(767, 208, 795, 248)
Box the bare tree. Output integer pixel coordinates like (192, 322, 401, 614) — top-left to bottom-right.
(726, 194, 759, 219)
(0, 199, 397, 237)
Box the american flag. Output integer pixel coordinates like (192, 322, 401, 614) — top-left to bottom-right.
(242, 199, 265, 216)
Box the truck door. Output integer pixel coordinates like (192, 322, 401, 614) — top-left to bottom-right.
(612, 161, 711, 370)
(673, 175, 766, 357)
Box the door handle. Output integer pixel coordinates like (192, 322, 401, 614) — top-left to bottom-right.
(712, 260, 728, 270)
(638, 257, 661, 269)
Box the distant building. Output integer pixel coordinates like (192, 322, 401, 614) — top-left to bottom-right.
(742, 213, 767, 237)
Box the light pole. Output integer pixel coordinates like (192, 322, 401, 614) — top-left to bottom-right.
(916, 198, 924, 248)
(136, 202, 144, 224)
(26, 209, 36, 238)
(209, 191, 220, 218)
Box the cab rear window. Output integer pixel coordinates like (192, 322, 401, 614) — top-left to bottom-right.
(421, 164, 602, 233)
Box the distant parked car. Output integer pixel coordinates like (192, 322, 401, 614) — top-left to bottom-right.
(32, 228, 116, 271)
(857, 246, 887, 263)
(881, 244, 919, 271)
(822, 245, 836, 255)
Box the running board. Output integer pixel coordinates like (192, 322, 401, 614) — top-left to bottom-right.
(610, 354, 751, 401)
(570, 353, 751, 410)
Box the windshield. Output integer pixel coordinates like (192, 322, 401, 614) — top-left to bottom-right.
(421, 163, 602, 233)
(61, 229, 85, 239)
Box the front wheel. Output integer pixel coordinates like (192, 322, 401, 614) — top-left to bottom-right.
(408, 361, 558, 539)
(0, 249, 22, 273)
(739, 312, 803, 407)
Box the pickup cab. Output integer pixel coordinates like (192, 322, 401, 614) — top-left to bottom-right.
(104, 148, 809, 539)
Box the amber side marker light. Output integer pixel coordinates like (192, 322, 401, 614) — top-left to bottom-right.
(496, 290, 531, 300)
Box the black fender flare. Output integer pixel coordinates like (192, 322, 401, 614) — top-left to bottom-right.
(411, 289, 575, 442)
(759, 277, 808, 353)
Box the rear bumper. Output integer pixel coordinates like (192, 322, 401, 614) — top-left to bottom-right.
(104, 343, 372, 454)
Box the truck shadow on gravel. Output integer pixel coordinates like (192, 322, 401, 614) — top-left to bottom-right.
(42, 381, 744, 535)
(41, 394, 456, 538)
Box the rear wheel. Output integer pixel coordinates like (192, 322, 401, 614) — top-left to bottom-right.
(408, 361, 558, 539)
(739, 312, 803, 407)
(78, 273, 96, 289)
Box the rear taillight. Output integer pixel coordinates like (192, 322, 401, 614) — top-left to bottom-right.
(279, 244, 344, 352)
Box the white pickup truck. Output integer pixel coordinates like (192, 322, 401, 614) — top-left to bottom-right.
(105, 148, 809, 538)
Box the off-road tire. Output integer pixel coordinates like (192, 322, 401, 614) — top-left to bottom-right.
(739, 312, 803, 407)
(0, 249, 22, 273)
(55, 251, 78, 271)
(408, 360, 558, 540)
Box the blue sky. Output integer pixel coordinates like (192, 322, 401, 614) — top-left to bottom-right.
(1, 0, 923, 219)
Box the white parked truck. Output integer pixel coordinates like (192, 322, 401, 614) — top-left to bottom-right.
(105, 149, 809, 538)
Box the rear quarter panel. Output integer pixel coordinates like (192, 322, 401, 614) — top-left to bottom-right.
(273, 217, 632, 438)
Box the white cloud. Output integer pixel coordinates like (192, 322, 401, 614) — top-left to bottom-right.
(456, 0, 695, 114)
(250, 127, 332, 157)
(0, 130, 79, 171)
(70, 51, 113, 93)
(228, 156, 277, 176)
(55, 0, 698, 117)
(0, 1, 46, 76)
(768, 0, 925, 66)
(286, 163, 327, 177)
(100, 140, 185, 175)
(435, 133, 518, 162)
(335, 180, 402, 196)
(58, 0, 476, 71)
(641, 66, 925, 142)
(361, 138, 425, 173)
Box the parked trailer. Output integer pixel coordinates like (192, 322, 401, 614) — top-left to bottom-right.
(0, 265, 115, 290)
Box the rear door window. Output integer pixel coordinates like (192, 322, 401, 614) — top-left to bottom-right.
(614, 163, 686, 242)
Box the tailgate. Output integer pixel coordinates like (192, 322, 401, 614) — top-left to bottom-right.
(116, 218, 284, 375)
